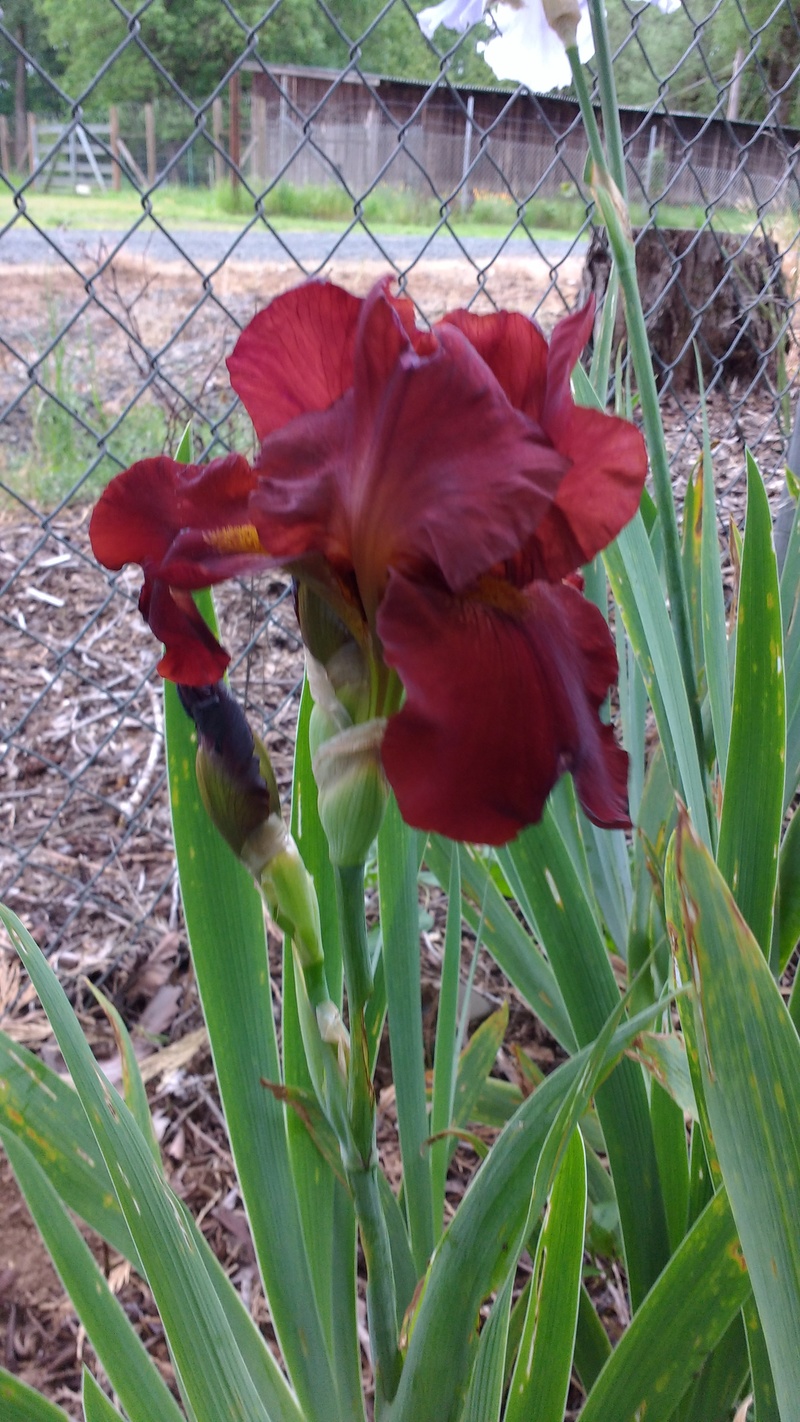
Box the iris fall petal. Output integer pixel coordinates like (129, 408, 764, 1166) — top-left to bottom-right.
(379, 569, 630, 844)
(141, 580, 232, 685)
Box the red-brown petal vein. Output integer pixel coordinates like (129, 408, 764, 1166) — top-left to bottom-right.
(378, 571, 630, 844)
(349, 318, 568, 597)
(227, 279, 362, 441)
(439, 307, 549, 423)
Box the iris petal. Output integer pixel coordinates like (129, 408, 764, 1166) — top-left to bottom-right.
(251, 283, 568, 613)
(442, 300, 648, 583)
(379, 570, 630, 844)
(141, 579, 231, 685)
(439, 306, 549, 423)
(523, 407, 648, 580)
(89, 453, 261, 580)
(90, 453, 264, 683)
(227, 280, 362, 440)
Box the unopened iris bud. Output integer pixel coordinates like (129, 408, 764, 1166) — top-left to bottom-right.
(297, 579, 377, 859)
(304, 651, 389, 866)
(313, 719, 389, 868)
(178, 682, 283, 876)
(305, 636, 372, 744)
(179, 681, 328, 970)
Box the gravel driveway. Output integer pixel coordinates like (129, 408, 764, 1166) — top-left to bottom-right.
(0, 222, 583, 271)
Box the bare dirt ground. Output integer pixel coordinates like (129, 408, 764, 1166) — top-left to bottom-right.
(0, 247, 585, 463)
(0, 249, 797, 1417)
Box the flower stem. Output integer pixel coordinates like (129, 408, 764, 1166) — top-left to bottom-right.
(335, 863, 402, 1405)
(586, 2, 627, 199)
(567, 44, 706, 778)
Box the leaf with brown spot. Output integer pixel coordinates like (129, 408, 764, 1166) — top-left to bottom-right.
(672, 810, 800, 1419)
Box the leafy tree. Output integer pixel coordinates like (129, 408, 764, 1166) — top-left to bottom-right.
(11, 0, 798, 131)
(38, 0, 338, 107)
(607, 0, 799, 125)
(0, 0, 63, 167)
(607, 0, 717, 112)
(715, 0, 800, 127)
(340, 0, 496, 86)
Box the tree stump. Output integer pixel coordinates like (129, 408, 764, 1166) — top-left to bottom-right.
(580, 227, 790, 392)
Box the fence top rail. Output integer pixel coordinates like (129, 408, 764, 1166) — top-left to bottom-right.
(34, 120, 111, 137)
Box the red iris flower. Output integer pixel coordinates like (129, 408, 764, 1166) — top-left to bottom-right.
(90, 276, 647, 844)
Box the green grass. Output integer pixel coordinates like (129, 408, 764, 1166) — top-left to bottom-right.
(1, 177, 760, 240)
(1, 398, 170, 512)
(1, 348, 258, 512)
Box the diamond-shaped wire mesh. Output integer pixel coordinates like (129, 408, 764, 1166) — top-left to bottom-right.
(1, 0, 798, 987)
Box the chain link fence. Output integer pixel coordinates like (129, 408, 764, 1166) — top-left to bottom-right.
(1, 0, 799, 991)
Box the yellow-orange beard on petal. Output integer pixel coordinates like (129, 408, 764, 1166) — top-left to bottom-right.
(468, 574, 530, 619)
(203, 523, 266, 555)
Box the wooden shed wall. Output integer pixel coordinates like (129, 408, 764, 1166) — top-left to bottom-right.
(248, 65, 799, 211)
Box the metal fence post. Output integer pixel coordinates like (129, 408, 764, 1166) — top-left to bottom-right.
(145, 101, 157, 186)
(109, 106, 121, 192)
(229, 72, 241, 189)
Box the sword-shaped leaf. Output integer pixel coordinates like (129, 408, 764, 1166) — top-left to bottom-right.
(504, 1127, 586, 1422)
(1, 1127, 184, 1422)
(0, 1368, 72, 1422)
(673, 813, 800, 1420)
(579, 1187, 749, 1422)
(164, 606, 339, 1421)
(717, 452, 785, 955)
(1, 905, 274, 1422)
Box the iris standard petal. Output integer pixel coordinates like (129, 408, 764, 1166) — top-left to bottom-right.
(378, 569, 630, 844)
(227, 279, 362, 441)
(540, 299, 596, 436)
(442, 300, 648, 582)
(438, 307, 550, 423)
(523, 299, 647, 577)
(349, 289, 567, 596)
(252, 282, 568, 612)
(523, 406, 648, 580)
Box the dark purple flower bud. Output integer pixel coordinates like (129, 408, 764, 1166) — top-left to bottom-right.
(178, 682, 280, 863)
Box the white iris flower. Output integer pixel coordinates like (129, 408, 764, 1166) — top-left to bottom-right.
(418, 0, 681, 93)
